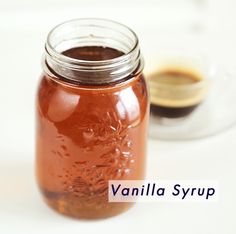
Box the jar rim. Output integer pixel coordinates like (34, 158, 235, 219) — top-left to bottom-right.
(44, 18, 143, 85)
(46, 18, 139, 65)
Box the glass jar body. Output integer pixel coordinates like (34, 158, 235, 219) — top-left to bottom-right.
(36, 71, 149, 219)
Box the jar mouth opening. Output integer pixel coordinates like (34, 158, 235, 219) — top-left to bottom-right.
(44, 18, 143, 85)
(45, 18, 139, 66)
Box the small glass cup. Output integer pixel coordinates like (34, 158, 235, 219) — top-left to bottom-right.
(147, 56, 211, 125)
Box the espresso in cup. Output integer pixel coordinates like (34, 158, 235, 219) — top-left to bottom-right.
(148, 67, 209, 118)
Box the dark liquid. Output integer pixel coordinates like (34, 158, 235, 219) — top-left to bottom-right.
(150, 104, 199, 118)
(149, 70, 203, 118)
(62, 46, 124, 60)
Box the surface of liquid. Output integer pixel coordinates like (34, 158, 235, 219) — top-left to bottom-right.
(36, 46, 148, 219)
(62, 46, 124, 60)
(152, 70, 201, 85)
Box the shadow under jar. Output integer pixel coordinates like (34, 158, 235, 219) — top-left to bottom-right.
(36, 18, 149, 219)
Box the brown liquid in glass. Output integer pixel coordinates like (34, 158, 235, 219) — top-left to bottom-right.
(150, 70, 203, 118)
(36, 46, 148, 219)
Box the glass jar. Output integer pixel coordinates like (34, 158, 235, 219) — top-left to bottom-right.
(36, 18, 149, 219)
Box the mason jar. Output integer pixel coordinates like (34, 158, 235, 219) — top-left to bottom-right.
(36, 18, 149, 219)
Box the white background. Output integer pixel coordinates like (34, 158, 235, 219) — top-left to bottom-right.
(0, 0, 235, 233)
